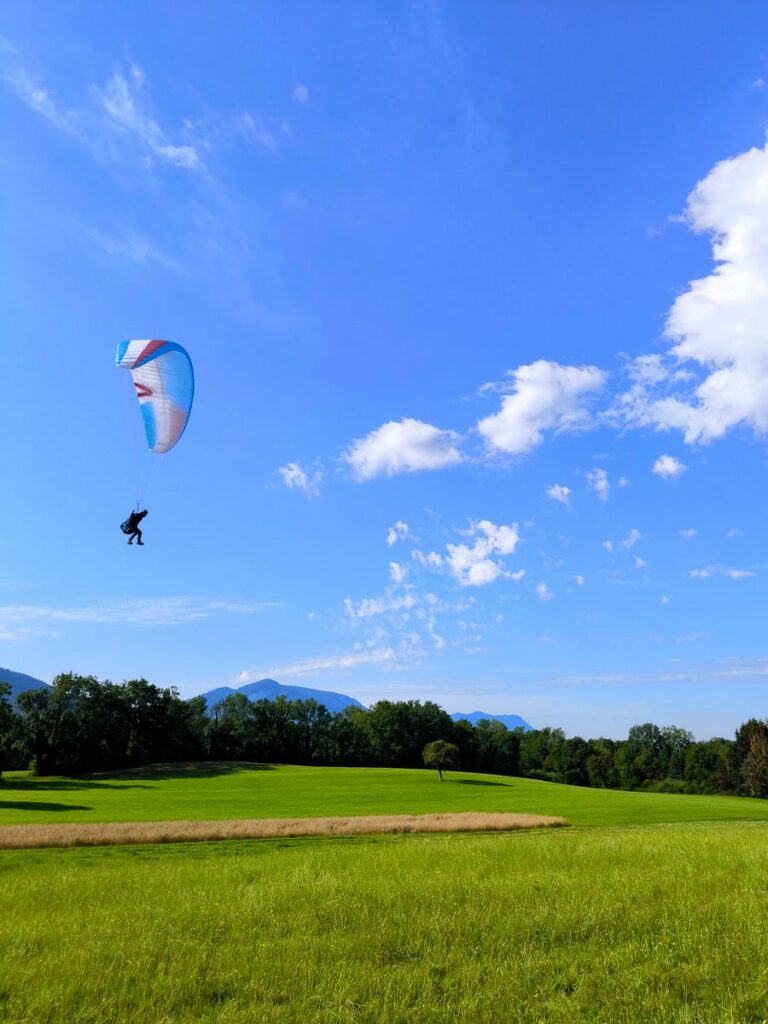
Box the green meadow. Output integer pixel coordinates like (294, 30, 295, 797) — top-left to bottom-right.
(3, 765, 768, 1023)
(3, 762, 768, 827)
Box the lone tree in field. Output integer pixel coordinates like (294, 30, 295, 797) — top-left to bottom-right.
(423, 739, 460, 782)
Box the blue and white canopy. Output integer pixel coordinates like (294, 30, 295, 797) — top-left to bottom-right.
(116, 339, 194, 454)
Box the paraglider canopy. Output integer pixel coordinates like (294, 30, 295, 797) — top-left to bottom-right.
(116, 339, 194, 454)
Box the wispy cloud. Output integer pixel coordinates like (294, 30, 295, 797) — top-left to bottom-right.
(552, 657, 768, 687)
(4, 66, 74, 130)
(235, 646, 395, 682)
(97, 64, 200, 169)
(89, 227, 181, 270)
(689, 566, 755, 580)
(0, 597, 275, 640)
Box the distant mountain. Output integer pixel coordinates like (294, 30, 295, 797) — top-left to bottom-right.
(197, 678, 367, 715)
(0, 667, 51, 702)
(452, 711, 533, 732)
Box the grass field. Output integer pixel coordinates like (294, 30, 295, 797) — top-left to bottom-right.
(2, 823, 768, 1023)
(3, 764, 768, 1023)
(3, 761, 768, 827)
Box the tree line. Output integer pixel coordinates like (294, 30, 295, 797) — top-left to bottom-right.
(1, 673, 767, 798)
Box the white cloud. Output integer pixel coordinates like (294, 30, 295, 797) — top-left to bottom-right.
(344, 593, 417, 619)
(574, 575, 585, 587)
(690, 566, 755, 580)
(389, 562, 407, 584)
(545, 483, 571, 505)
(4, 67, 72, 129)
(0, 597, 274, 639)
(344, 418, 463, 480)
(386, 520, 410, 546)
(621, 528, 641, 551)
(89, 228, 180, 270)
(536, 582, 554, 602)
(586, 467, 610, 501)
(680, 528, 697, 540)
(237, 112, 276, 150)
(477, 360, 605, 455)
(236, 646, 395, 681)
(634, 556, 647, 569)
(279, 461, 323, 498)
(622, 139, 768, 444)
(292, 83, 309, 103)
(660, 595, 670, 605)
(627, 354, 668, 385)
(653, 454, 687, 479)
(602, 540, 614, 553)
(411, 550, 443, 569)
(446, 520, 521, 588)
(98, 64, 200, 169)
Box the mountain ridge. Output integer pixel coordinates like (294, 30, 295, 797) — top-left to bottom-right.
(0, 667, 51, 701)
(451, 711, 533, 731)
(197, 678, 367, 715)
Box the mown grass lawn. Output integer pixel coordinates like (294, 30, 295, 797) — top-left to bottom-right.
(2, 822, 768, 1023)
(3, 761, 768, 827)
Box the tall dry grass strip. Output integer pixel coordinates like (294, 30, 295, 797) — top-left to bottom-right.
(0, 812, 566, 850)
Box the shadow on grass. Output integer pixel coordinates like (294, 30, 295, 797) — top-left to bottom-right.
(0, 779, 152, 792)
(2, 761, 276, 791)
(453, 779, 511, 787)
(109, 762, 277, 782)
(0, 801, 91, 812)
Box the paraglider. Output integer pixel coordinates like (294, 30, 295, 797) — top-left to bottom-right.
(116, 339, 194, 545)
(121, 509, 148, 545)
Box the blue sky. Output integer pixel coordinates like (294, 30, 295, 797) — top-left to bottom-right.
(3, 1, 768, 738)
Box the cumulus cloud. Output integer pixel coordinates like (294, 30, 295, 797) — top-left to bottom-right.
(680, 528, 697, 540)
(278, 461, 323, 497)
(536, 582, 554, 602)
(344, 418, 463, 481)
(292, 83, 309, 103)
(411, 550, 443, 570)
(586, 467, 610, 501)
(545, 484, 571, 505)
(477, 360, 606, 456)
(618, 139, 768, 445)
(389, 562, 407, 583)
(386, 521, 410, 546)
(621, 528, 641, 551)
(574, 575, 585, 587)
(653, 454, 687, 479)
(446, 520, 521, 588)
